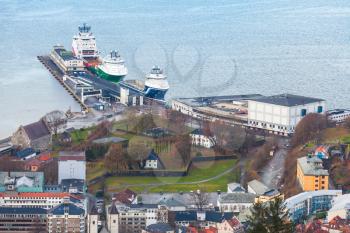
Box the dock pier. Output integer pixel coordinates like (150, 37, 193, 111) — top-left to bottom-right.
(37, 56, 88, 111)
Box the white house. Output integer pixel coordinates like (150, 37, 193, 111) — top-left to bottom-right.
(144, 150, 164, 170)
(247, 94, 326, 136)
(190, 129, 216, 148)
(217, 193, 256, 213)
(58, 151, 86, 183)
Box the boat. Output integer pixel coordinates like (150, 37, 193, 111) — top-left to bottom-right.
(72, 23, 99, 60)
(144, 66, 169, 100)
(95, 51, 128, 83)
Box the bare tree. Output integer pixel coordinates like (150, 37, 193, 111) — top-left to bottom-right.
(104, 144, 129, 172)
(174, 134, 191, 166)
(189, 189, 209, 211)
(291, 113, 328, 147)
(210, 121, 246, 152)
(344, 116, 350, 129)
(42, 110, 67, 135)
(168, 110, 187, 134)
(127, 140, 150, 162)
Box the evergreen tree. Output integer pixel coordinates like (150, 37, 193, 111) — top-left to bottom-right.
(247, 199, 293, 233)
(265, 198, 293, 233)
(247, 202, 268, 233)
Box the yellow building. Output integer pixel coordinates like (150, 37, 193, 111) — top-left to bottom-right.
(255, 190, 284, 204)
(297, 155, 329, 191)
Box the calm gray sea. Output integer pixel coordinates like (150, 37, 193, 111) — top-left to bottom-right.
(1, 0, 350, 138)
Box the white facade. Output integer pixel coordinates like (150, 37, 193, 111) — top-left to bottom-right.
(190, 134, 216, 148)
(145, 159, 158, 169)
(248, 95, 326, 135)
(58, 155, 86, 183)
(327, 109, 350, 123)
(327, 194, 350, 221)
(87, 213, 99, 233)
(0, 193, 71, 209)
(72, 23, 99, 59)
(218, 202, 253, 213)
(107, 212, 119, 233)
(50, 46, 84, 72)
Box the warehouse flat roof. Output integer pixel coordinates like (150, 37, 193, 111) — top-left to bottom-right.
(251, 94, 324, 107)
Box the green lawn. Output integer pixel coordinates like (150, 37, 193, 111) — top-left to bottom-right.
(71, 129, 90, 143)
(98, 159, 238, 193)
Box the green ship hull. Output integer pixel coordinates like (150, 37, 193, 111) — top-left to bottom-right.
(91, 66, 125, 83)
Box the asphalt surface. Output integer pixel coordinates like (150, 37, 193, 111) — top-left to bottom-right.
(260, 138, 289, 189)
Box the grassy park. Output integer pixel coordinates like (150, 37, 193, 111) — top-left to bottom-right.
(88, 159, 239, 194)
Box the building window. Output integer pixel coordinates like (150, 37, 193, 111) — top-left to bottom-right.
(301, 109, 307, 116)
(317, 106, 323, 113)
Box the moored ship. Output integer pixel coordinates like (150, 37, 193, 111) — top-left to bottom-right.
(144, 66, 169, 100)
(72, 23, 99, 60)
(96, 51, 128, 83)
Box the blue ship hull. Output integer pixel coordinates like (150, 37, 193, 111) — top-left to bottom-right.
(144, 86, 168, 100)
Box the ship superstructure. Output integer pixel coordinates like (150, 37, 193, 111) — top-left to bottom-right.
(96, 51, 128, 83)
(72, 23, 99, 59)
(144, 66, 169, 100)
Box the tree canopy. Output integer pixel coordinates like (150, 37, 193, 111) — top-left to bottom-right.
(247, 198, 293, 233)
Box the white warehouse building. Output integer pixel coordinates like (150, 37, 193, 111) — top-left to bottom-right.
(247, 94, 326, 136)
(58, 151, 86, 183)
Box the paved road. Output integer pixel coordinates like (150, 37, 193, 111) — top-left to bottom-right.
(260, 138, 289, 189)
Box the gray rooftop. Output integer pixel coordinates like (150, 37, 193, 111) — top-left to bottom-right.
(175, 94, 263, 108)
(297, 156, 329, 176)
(227, 182, 246, 193)
(0, 171, 44, 188)
(251, 94, 324, 107)
(134, 192, 220, 207)
(247, 179, 270, 195)
(218, 193, 256, 204)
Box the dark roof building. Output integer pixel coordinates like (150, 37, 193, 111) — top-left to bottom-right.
(113, 189, 136, 205)
(61, 179, 86, 194)
(48, 203, 84, 216)
(23, 120, 51, 141)
(47, 203, 85, 233)
(11, 120, 52, 151)
(143, 149, 165, 169)
(16, 148, 36, 160)
(0, 207, 47, 233)
(172, 210, 234, 224)
(253, 94, 325, 107)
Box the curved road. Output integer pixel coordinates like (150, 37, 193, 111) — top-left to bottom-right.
(103, 161, 242, 192)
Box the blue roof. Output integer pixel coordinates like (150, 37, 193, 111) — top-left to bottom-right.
(129, 203, 158, 209)
(206, 211, 234, 222)
(16, 148, 35, 158)
(0, 207, 46, 214)
(147, 149, 160, 161)
(145, 149, 165, 169)
(146, 223, 174, 232)
(175, 211, 197, 221)
(49, 203, 84, 215)
(191, 128, 204, 135)
(174, 211, 234, 222)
